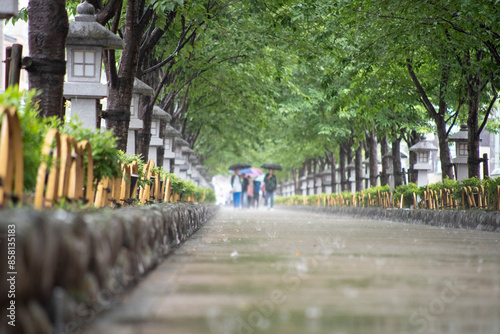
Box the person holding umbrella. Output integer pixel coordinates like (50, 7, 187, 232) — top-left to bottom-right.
(229, 163, 251, 209)
(230, 169, 243, 209)
(261, 163, 281, 210)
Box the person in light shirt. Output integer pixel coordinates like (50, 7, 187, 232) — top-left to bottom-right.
(230, 169, 243, 208)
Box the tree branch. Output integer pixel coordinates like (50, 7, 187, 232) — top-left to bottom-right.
(95, 0, 122, 25)
(477, 79, 498, 139)
(143, 22, 195, 74)
(406, 58, 438, 118)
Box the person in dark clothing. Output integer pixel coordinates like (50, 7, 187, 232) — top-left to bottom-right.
(247, 176, 254, 208)
(264, 169, 277, 209)
(241, 176, 249, 208)
(253, 179, 261, 208)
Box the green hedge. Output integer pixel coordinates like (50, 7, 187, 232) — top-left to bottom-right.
(276, 176, 500, 210)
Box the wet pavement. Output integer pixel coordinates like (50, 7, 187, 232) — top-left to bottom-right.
(84, 207, 500, 334)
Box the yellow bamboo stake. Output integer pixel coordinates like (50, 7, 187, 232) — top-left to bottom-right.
(0, 107, 24, 206)
(119, 163, 131, 205)
(34, 129, 62, 209)
(164, 177, 172, 202)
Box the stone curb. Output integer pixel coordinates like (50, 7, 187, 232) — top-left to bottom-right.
(0, 203, 219, 333)
(279, 206, 500, 233)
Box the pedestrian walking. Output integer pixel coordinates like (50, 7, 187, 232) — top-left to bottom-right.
(241, 175, 249, 208)
(264, 169, 277, 209)
(231, 169, 243, 209)
(247, 176, 254, 208)
(253, 179, 261, 208)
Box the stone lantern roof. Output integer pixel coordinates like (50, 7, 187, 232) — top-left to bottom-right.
(133, 78, 154, 96)
(0, 0, 18, 20)
(382, 151, 408, 159)
(448, 124, 469, 143)
(67, 1, 124, 49)
(346, 161, 355, 169)
(165, 124, 182, 138)
(152, 106, 172, 122)
(175, 138, 190, 148)
(182, 146, 195, 155)
(362, 157, 380, 165)
(409, 138, 438, 152)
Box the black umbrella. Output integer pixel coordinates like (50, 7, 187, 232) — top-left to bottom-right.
(229, 163, 251, 170)
(261, 163, 282, 171)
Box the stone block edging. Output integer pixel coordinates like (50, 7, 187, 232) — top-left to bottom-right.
(279, 206, 500, 233)
(0, 203, 218, 333)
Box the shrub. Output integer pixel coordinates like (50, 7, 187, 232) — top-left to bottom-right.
(394, 183, 420, 208)
(60, 119, 121, 182)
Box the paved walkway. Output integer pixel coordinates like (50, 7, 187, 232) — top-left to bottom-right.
(85, 207, 500, 334)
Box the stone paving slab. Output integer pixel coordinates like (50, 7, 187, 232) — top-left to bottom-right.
(83, 207, 500, 334)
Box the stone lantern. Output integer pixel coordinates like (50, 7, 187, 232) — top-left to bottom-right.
(346, 161, 356, 193)
(182, 146, 195, 180)
(64, 1, 123, 129)
(0, 0, 17, 19)
(163, 124, 181, 173)
(126, 78, 154, 154)
(288, 180, 296, 196)
(321, 169, 332, 194)
(314, 172, 323, 195)
(449, 124, 470, 181)
(306, 173, 315, 196)
(174, 138, 190, 180)
(409, 138, 438, 187)
(382, 151, 408, 190)
(149, 106, 171, 165)
(299, 175, 307, 196)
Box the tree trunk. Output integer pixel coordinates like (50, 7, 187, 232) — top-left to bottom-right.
(339, 145, 347, 192)
(325, 150, 337, 194)
(406, 130, 422, 184)
(355, 144, 363, 192)
(291, 168, 297, 196)
(432, 117, 453, 180)
(297, 164, 305, 195)
(466, 50, 483, 179)
(105, 0, 145, 151)
(392, 138, 403, 188)
(27, 0, 68, 120)
(380, 136, 390, 186)
(467, 92, 481, 178)
(366, 128, 378, 187)
(407, 58, 454, 180)
(137, 94, 153, 160)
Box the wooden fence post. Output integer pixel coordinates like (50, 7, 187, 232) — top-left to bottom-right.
(164, 177, 172, 202)
(34, 129, 61, 209)
(79, 141, 94, 206)
(0, 107, 23, 206)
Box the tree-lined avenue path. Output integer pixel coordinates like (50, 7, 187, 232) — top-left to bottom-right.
(85, 207, 500, 334)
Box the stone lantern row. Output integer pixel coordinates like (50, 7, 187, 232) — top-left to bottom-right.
(63, 1, 210, 188)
